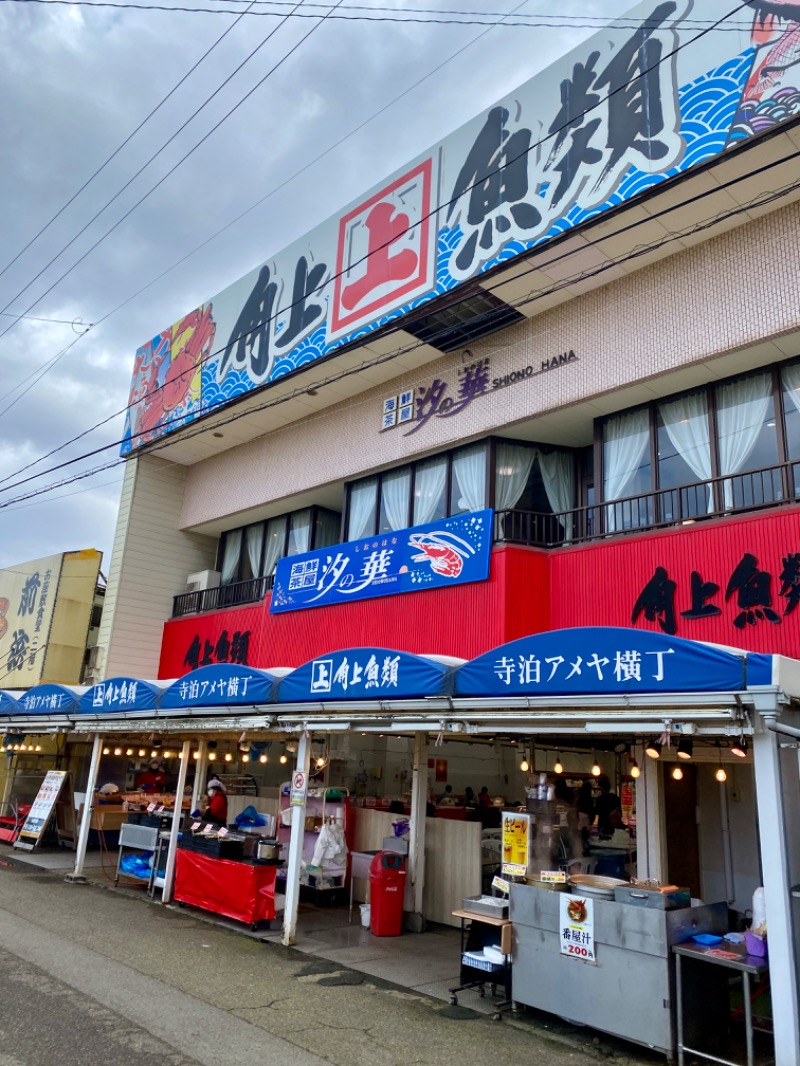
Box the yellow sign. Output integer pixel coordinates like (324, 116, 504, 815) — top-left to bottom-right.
(501, 811, 530, 877)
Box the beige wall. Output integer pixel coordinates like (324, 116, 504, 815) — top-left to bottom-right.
(41, 549, 102, 684)
(98, 455, 217, 679)
(180, 198, 800, 530)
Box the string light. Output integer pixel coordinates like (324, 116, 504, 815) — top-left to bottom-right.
(259, 754, 268, 764)
(591, 751, 601, 776)
(716, 765, 727, 782)
(519, 751, 529, 773)
(126, 748, 134, 756)
(224, 752, 233, 762)
(672, 766, 684, 780)
(553, 753, 563, 774)
(34, 745, 41, 753)
(208, 751, 217, 761)
(242, 754, 250, 763)
(151, 750, 158, 759)
(193, 750, 200, 760)
(114, 747, 122, 756)
(138, 748, 146, 757)
(103, 747, 110, 755)
(630, 760, 641, 779)
(279, 752, 288, 765)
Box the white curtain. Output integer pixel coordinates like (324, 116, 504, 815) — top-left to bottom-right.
(245, 524, 263, 580)
(262, 516, 287, 577)
(537, 448, 575, 541)
(659, 393, 713, 513)
(782, 362, 800, 417)
(413, 458, 447, 524)
(603, 410, 650, 531)
(220, 531, 241, 585)
(451, 444, 487, 513)
(381, 467, 412, 530)
(717, 373, 771, 508)
(495, 442, 535, 510)
(288, 509, 311, 555)
(347, 478, 377, 540)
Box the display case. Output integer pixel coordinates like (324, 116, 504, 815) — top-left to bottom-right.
(277, 786, 349, 901)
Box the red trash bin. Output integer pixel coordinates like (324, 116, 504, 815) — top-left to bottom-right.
(369, 851, 406, 936)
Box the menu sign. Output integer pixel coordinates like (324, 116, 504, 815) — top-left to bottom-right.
(501, 811, 530, 878)
(14, 770, 68, 849)
(559, 893, 597, 965)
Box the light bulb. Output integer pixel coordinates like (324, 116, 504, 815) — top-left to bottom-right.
(315, 756, 325, 769)
(259, 754, 268, 764)
(34, 745, 41, 753)
(716, 766, 727, 783)
(114, 747, 122, 756)
(193, 751, 200, 760)
(279, 753, 288, 765)
(519, 757, 529, 773)
(553, 757, 563, 774)
(12, 745, 19, 752)
(151, 750, 158, 759)
(630, 762, 641, 779)
(163, 751, 172, 760)
(103, 747, 110, 755)
(126, 748, 133, 757)
(242, 754, 250, 763)
(177, 751, 184, 760)
(208, 752, 217, 761)
(672, 766, 683, 780)
(138, 749, 146, 758)
(591, 763, 601, 777)
(224, 753, 233, 762)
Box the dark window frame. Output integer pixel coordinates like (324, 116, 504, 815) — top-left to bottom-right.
(217, 504, 342, 584)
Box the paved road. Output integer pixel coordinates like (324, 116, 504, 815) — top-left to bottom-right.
(0, 858, 655, 1066)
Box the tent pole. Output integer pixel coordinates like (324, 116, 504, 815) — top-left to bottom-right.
(405, 732, 427, 932)
(191, 739, 207, 813)
(161, 738, 191, 904)
(282, 732, 310, 946)
(66, 732, 103, 883)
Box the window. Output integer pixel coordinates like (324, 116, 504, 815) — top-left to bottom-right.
(603, 410, 652, 531)
(782, 362, 800, 493)
(494, 440, 576, 542)
(656, 393, 711, 521)
(218, 506, 341, 585)
(715, 371, 779, 509)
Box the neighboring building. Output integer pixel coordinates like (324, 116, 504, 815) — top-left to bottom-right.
(0, 549, 103, 687)
(95, 2, 800, 1056)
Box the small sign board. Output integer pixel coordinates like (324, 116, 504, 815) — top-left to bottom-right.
(290, 771, 308, 807)
(491, 876, 510, 895)
(14, 770, 69, 851)
(501, 811, 531, 877)
(539, 870, 567, 884)
(560, 893, 597, 965)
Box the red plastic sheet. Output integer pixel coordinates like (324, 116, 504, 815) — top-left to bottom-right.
(174, 849, 277, 925)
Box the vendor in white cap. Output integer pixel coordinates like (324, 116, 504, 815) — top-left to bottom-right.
(201, 777, 228, 826)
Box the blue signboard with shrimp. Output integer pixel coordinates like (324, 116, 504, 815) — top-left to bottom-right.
(269, 509, 492, 614)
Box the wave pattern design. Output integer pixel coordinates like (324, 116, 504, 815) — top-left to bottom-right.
(192, 51, 758, 435)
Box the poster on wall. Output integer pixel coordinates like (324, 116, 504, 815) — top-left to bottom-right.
(0, 554, 62, 687)
(270, 510, 492, 613)
(501, 811, 531, 878)
(559, 893, 597, 965)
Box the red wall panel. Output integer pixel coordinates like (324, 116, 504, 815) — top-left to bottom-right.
(159, 509, 800, 678)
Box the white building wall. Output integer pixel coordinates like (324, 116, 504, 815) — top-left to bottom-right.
(97, 455, 217, 679)
(180, 198, 800, 530)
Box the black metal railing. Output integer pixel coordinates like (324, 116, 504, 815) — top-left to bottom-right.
(171, 460, 800, 615)
(172, 574, 273, 618)
(495, 459, 800, 549)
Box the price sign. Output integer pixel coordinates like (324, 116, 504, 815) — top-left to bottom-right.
(191, 822, 201, 832)
(202, 823, 214, 834)
(501, 811, 531, 877)
(217, 826, 228, 838)
(559, 893, 597, 965)
(290, 770, 308, 807)
(540, 870, 567, 884)
(491, 876, 510, 895)
(156, 805, 165, 813)
(147, 803, 157, 812)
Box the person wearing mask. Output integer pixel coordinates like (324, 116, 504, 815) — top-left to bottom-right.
(595, 774, 622, 837)
(200, 778, 228, 827)
(135, 758, 166, 792)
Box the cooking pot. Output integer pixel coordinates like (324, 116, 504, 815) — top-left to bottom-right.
(568, 873, 628, 901)
(255, 839, 281, 861)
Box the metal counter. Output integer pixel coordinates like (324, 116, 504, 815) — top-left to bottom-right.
(510, 884, 727, 1058)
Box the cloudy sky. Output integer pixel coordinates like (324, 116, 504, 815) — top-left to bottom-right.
(0, 0, 630, 573)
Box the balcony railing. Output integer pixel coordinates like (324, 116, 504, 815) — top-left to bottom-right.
(171, 460, 800, 616)
(495, 459, 800, 549)
(172, 575, 274, 618)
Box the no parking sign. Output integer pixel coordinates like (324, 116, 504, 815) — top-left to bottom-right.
(290, 770, 308, 806)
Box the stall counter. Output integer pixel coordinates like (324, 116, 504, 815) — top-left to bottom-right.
(174, 849, 279, 929)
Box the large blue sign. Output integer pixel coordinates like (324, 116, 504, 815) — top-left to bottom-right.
(455, 627, 770, 697)
(16, 684, 81, 715)
(278, 648, 453, 703)
(0, 691, 20, 716)
(161, 664, 279, 710)
(270, 510, 492, 614)
(79, 677, 166, 714)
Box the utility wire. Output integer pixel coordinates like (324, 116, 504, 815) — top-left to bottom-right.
(0, 0, 261, 287)
(0, 0, 314, 334)
(1, 143, 796, 510)
(0, 0, 757, 28)
(0, 0, 750, 490)
(0, 0, 531, 481)
(1, 0, 750, 471)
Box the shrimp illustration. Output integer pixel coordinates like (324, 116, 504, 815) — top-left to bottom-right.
(744, 1, 800, 99)
(407, 529, 476, 578)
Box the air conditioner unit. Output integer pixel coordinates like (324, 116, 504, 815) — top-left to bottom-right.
(186, 570, 220, 594)
(86, 645, 104, 671)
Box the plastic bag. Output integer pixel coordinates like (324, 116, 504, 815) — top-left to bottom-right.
(392, 818, 410, 838)
(120, 852, 152, 879)
(311, 822, 347, 868)
(234, 805, 267, 828)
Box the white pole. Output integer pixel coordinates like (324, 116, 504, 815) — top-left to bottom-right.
(282, 732, 310, 947)
(190, 739, 207, 814)
(639, 751, 666, 882)
(405, 732, 428, 931)
(752, 720, 800, 1066)
(719, 775, 735, 905)
(67, 733, 104, 882)
(162, 738, 191, 905)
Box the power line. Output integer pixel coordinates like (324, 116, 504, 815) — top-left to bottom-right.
(0, 0, 316, 336)
(0, 0, 750, 486)
(0, 311, 92, 326)
(1, 146, 797, 511)
(0, 335, 87, 418)
(0, 0, 261, 288)
(0, 0, 756, 28)
(0, 0, 531, 482)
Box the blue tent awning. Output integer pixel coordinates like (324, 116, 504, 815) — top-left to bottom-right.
(454, 627, 769, 697)
(161, 664, 280, 710)
(278, 647, 453, 702)
(0, 691, 20, 715)
(16, 684, 82, 715)
(79, 677, 166, 714)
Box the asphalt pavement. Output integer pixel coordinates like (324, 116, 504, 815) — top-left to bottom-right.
(0, 855, 658, 1066)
